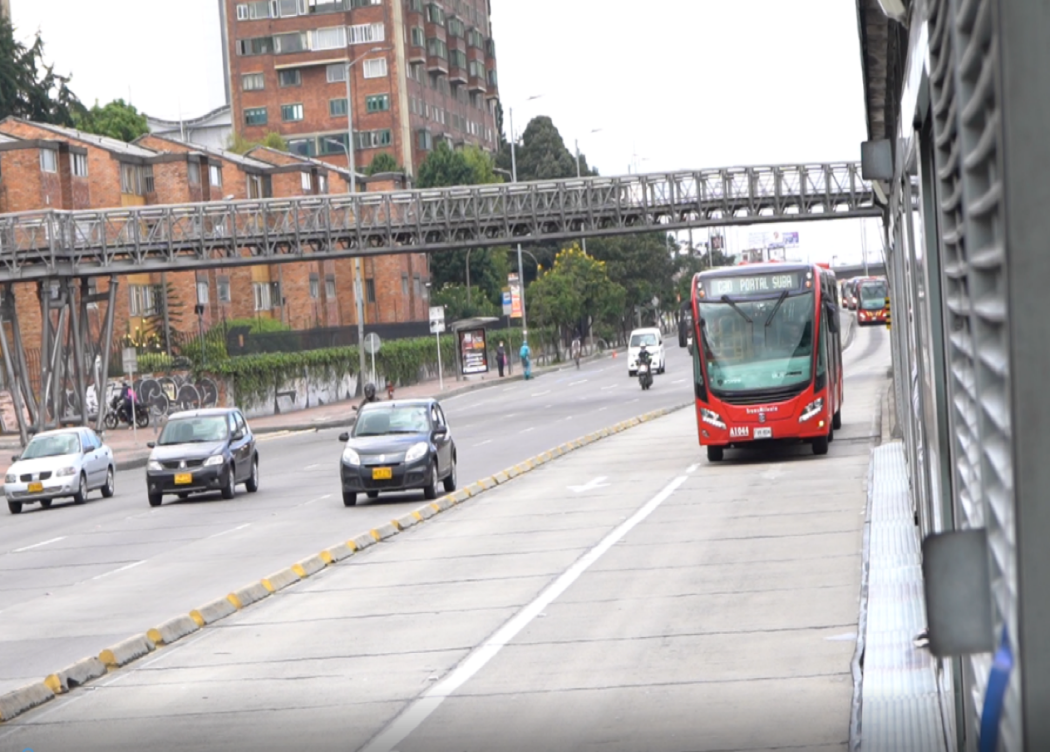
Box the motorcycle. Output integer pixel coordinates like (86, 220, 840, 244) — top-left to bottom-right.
(637, 360, 653, 390)
(104, 394, 150, 430)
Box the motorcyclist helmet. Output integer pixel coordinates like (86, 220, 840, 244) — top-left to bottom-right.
(364, 382, 376, 400)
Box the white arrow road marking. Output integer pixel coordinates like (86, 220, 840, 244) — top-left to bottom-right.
(359, 474, 687, 752)
(13, 536, 66, 553)
(568, 476, 610, 493)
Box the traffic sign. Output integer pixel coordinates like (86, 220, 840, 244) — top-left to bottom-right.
(363, 332, 382, 355)
(121, 347, 137, 376)
(429, 305, 446, 334)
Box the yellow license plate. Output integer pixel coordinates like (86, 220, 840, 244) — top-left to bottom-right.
(372, 467, 392, 480)
(174, 473, 193, 485)
(28, 482, 43, 493)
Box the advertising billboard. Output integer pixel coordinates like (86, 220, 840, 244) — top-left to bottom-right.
(458, 328, 489, 375)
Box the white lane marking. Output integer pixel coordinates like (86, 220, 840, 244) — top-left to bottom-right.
(671, 378, 686, 384)
(90, 560, 145, 581)
(568, 379, 588, 386)
(531, 390, 551, 397)
(686, 464, 699, 474)
(474, 439, 493, 447)
(13, 536, 66, 553)
(627, 398, 640, 404)
(257, 429, 314, 442)
(597, 407, 608, 412)
(359, 474, 688, 752)
(209, 523, 251, 539)
(568, 476, 609, 493)
(521, 427, 535, 434)
(304, 463, 322, 471)
(601, 384, 619, 391)
(304, 493, 332, 506)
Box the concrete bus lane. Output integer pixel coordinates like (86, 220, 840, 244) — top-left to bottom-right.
(0, 326, 888, 751)
(0, 344, 693, 697)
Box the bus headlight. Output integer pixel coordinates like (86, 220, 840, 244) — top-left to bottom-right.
(799, 398, 824, 423)
(701, 408, 725, 430)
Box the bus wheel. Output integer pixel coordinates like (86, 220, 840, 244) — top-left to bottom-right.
(707, 446, 724, 462)
(833, 410, 842, 430)
(812, 434, 830, 456)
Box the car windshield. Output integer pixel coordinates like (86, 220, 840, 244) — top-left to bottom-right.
(698, 290, 815, 393)
(630, 333, 658, 347)
(354, 406, 431, 437)
(158, 416, 229, 445)
(859, 281, 888, 310)
(21, 433, 80, 459)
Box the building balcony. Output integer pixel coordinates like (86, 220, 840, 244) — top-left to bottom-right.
(424, 22, 446, 42)
(449, 64, 467, 85)
(468, 73, 486, 94)
(427, 55, 448, 74)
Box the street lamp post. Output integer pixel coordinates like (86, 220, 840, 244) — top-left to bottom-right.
(508, 96, 541, 342)
(333, 45, 387, 392)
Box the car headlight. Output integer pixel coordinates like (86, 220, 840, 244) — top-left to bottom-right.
(55, 466, 77, 477)
(203, 454, 225, 467)
(404, 442, 428, 464)
(701, 408, 726, 430)
(148, 460, 163, 472)
(4, 473, 15, 484)
(342, 447, 361, 465)
(799, 397, 825, 423)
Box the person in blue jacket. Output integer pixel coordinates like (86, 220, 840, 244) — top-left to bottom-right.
(520, 339, 532, 380)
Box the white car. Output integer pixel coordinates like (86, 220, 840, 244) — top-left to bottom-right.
(627, 327, 666, 376)
(4, 427, 115, 514)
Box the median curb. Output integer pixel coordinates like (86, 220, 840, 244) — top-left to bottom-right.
(0, 398, 690, 726)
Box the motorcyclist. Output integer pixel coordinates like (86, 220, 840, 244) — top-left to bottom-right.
(357, 382, 379, 413)
(637, 343, 653, 370)
(119, 381, 134, 423)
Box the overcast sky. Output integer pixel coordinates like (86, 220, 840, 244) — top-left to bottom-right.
(11, 0, 883, 265)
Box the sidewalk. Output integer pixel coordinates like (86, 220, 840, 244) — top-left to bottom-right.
(0, 347, 625, 477)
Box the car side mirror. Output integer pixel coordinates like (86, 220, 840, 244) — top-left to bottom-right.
(338, 432, 350, 442)
(352, 405, 359, 411)
(146, 442, 156, 449)
(433, 426, 448, 439)
(10, 454, 19, 463)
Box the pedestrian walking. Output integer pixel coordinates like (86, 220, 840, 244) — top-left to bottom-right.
(520, 340, 532, 380)
(496, 341, 507, 377)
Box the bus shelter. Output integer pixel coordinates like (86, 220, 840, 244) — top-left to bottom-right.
(450, 317, 499, 381)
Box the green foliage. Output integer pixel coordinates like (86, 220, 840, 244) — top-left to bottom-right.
(674, 249, 732, 305)
(220, 317, 292, 334)
(0, 15, 82, 126)
(366, 152, 400, 175)
(143, 279, 185, 355)
(527, 244, 625, 337)
(587, 233, 677, 330)
(72, 98, 148, 142)
(227, 131, 287, 155)
(431, 284, 500, 322)
(496, 115, 594, 182)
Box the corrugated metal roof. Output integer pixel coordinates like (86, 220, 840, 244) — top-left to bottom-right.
(19, 120, 158, 158)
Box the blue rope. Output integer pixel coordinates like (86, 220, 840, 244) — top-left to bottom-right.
(979, 626, 1014, 752)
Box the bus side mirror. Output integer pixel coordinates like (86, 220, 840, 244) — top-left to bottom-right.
(826, 304, 840, 334)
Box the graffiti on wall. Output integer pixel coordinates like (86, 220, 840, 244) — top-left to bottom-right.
(81, 374, 220, 420)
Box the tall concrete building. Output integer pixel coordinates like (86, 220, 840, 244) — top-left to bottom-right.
(219, 0, 501, 178)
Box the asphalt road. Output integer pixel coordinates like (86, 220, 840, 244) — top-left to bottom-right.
(0, 321, 889, 751)
(0, 342, 695, 696)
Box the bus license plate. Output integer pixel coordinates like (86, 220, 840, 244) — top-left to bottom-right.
(174, 473, 193, 485)
(754, 427, 773, 440)
(372, 467, 392, 480)
(28, 482, 43, 493)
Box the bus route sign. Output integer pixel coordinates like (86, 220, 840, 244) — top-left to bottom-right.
(705, 272, 804, 298)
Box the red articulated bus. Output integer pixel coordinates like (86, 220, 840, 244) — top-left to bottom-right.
(855, 277, 889, 326)
(688, 262, 844, 461)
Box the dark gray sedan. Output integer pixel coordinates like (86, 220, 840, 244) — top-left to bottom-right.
(338, 399, 457, 507)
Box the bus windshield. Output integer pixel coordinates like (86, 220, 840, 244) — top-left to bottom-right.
(698, 290, 815, 393)
(858, 281, 887, 310)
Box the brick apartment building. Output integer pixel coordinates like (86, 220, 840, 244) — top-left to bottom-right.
(0, 117, 430, 361)
(218, 0, 501, 176)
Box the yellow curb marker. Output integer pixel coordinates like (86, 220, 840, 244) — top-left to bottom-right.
(369, 529, 382, 541)
(320, 550, 334, 565)
(261, 579, 275, 593)
(291, 563, 308, 578)
(391, 520, 403, 531)
(189, 610, 206, 627)
(44, 675, 62, 693)
(347, 540, 359, 552)
(412, 511, 423, 521)
(227, 593, 243, 610)
(146, 628, 164, 644)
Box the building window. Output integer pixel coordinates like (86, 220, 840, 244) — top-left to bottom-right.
(236, 36, 274, 56)
(409, 0, 423, 11)
(349, 22, 384, 45)
(426, 37, 448, 59)
(129, 284, 156, 317)
(273, 31, 308, 54)
(245, 107, 268, 126)
(329, 98, 347, 117)
(350, 0, 379, 6)
(488, 68, 498, 87)
(310, 273, 320, 299)
(196, 281, 210, 305)
(278, 69, 301, 87)
(409, 62, 424, 82)
(217, 276, 231, 303)
(467, 28, 483, 48)
(401, 274, 409, 296)
(449, 49, 466, 69)
(410, 26, 424, 47)
(242, 73, 265, 91)
(288, 138, 316, 157)
(247, 173, 264, 198)
(447, 16, 464, 38)
(276, 0, 304, 18)
(188, 161, 201, 184)
(325, 274, 336, 298)
(313, 25, 347, 50)
(282, 103, 304, 122)
(271, 280, 282, 307)
(365, 94, 389, 113)
(365, 278, 376, 303)
(71, 153, 88, 177)
(39, 149, 58, 173)
(143, 165, 155, 194)
(418, 129, 432, 151)
(301, 172, 312, 192)
(426, 3, 444, 24)
(355, 129, 392, 149)
(209, 164, 223, 188)
(239, 0, 271, 18)
(253, 281, 272, 311)
(362, 58, 387, 79)
(414, 275, 422, 299)
(319, 133, 349, 155)
(120, 163, 143, 194)
(326, 63, 347, 82)
(318, 174, 328, 194)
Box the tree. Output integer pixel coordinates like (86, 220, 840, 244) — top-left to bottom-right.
(0, 16, 82, 126)
(227, 130, 287, 155)
(528, 244, 625, 345)
(673, 248, 732, 307)
(587, 233, 678, 340)
(430, 284, 499, 322)
(73, 99, 148, 142)
(365, 151, 400, 175)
